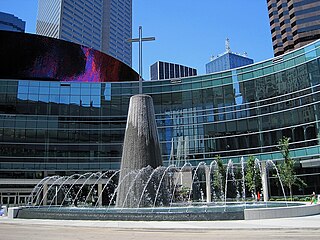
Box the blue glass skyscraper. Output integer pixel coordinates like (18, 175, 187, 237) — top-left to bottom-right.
(206, 39, 254, 74)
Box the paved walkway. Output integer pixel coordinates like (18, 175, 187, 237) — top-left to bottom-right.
(1, 214, 320, 229)
(1, 215, 320, 240)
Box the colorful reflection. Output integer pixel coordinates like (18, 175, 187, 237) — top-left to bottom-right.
(0, 31, 139, 82)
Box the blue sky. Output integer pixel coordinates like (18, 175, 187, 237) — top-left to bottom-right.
(1, 0, 274, 79)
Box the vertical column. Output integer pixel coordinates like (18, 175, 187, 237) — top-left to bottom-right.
(55, 186, 58, 206)
(205, 166, 212, 203)
(43, 184, 48, 206)
(98, 183, 103, 207)
(261, 161, 269, 202)
(42, 171, 48, 206)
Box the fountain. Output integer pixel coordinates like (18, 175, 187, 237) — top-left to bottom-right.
(18, 157, 302, 221)
(14, 95, 309, 221)
(116, 95, 163, 208)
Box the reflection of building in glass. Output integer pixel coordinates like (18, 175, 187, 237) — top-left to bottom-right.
(0, 31, 138, 83)
(36, 0, 132, 66)
(1, 31, 320, 204)
(0, 12, 25, 32)
(267, 0, 320, 56)
(206, 39, 253, 74)
(150, 61, 197, 80)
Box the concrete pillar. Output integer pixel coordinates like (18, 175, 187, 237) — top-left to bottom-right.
(98, 183, 103, 207)
(180, 170, 192, 188)
(205, 166, 212, 203)
(55, 186, 58, 206)
(8, 207, 21, 219)
(1, 205, 8, 216)
(261, 161, 269, 202)
(41, 171, 48, 206)
(43, 184, 48, 206)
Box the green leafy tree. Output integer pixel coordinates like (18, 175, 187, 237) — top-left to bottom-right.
(245, 155, 261, 199)
(278, 137, 306, 199)
(212, 155, 226, 200)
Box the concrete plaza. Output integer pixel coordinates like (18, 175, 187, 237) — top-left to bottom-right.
(1, 214, 320, 240)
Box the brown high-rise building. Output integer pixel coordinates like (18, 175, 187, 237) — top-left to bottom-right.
(267, 0, 320, 56)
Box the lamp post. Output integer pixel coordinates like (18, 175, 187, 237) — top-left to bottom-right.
(128, 26, 155, 94)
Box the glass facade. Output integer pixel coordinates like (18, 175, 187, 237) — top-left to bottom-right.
(106, 0, 132, 66)
(0, 80, 133, 170)
(206, 53, 254, 74)
(2, 33, 320, 203)
(0, 12, 25, 32)
(2, 39, 320, 168)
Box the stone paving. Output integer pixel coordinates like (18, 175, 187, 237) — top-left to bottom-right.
(0, 215, 320, 240)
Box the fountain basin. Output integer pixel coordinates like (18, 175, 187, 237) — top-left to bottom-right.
(244, 202, 320, 220)
(15, 202, 304, 221)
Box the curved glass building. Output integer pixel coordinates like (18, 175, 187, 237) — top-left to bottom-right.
(1, 30, 320, 204)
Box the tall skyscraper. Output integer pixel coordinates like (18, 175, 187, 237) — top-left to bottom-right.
(206, 39, 253, 74)
(267, 0, 320, 56)
(36, 0, 132, 66)
(150, 61, 197, 80)
(0, 12, 25, 32)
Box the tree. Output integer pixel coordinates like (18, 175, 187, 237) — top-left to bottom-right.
(212, 155, 225, 200)
(245, 155, 261, 199)
(277, 137, 306, 199)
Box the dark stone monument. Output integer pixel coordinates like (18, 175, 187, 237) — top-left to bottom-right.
(116, 94, 163, 208)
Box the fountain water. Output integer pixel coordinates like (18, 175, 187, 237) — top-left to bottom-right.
(120, 170, 145, 210)
(266, 160, 287, 203)
(240, 157, 246, 202)
(136, 166, 163, 209)
(152, 165, 175, 209)
(38, 176, 65, 207)
(93, 170, 120, 208)
(188, 162, 206, 203)
(20, 157, 301, 221)
(18, 95, 300, 221)
(224, 160, 238, 204)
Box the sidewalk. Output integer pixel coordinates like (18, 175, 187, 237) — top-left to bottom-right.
(1, 214, 320, 229)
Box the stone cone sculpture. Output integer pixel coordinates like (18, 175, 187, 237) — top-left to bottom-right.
(115, 94, 162, 208)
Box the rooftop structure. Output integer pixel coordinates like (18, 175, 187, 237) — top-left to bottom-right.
(206, 39, 253, 74)
(150, 61, 197, 80)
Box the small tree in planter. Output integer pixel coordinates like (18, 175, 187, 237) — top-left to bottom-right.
(278, 137, 306, 200)
(245, 155, 261, 200)
(212, 155, 226, 201)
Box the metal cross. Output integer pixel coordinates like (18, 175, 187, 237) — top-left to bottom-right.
(128, 26, 155, 94)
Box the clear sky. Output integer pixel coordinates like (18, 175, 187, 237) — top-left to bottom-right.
(1, 0, 274, 79)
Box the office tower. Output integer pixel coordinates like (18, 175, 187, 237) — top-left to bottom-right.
(36, 0, 132, 66)
(0, 12, 25, 32)
(150, 61, 197, 80)
(206, 39, 253, 74)
(267, 0, 320, 56)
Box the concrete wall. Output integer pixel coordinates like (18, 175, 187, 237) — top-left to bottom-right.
(8, 207, 22, 218)
(244, 203, 320, 220)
